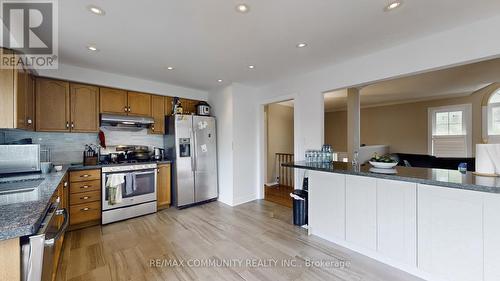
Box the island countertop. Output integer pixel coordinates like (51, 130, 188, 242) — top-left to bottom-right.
(283, 161, 500, 194)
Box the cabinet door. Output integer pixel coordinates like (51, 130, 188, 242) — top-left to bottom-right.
(150, 95, 165, 134)
(309, 171, 346, 240)
(164, 96, 174, 116)
(36, 78, 70, 132)
(0, 49, 14, 128)
(25, 74, 35, 130)
(376, 179, 417, 266)
(127, 91, 151, 116)
(100, 87, 127, 114)
(417, 184, 483, 281)
(157, 164, 171, 208)
(14, 62, 28, 129)
(180, 98, 197, 115)
(70, 83, 99, 132)
(345, 175, 377, 250)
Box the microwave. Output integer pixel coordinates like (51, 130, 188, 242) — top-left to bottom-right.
(0, 144, 41, 174)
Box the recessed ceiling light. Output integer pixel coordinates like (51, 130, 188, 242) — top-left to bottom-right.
(87, 45, 98, 51)
(87, 5, 105, 15)
(236, 4, 250, 13)
(248, 65, 255, 69)
(296, 43, 308, 48)
(167, 66, 174, 70)
(384, 1, 402, 11)
(217, 79, 223, 83)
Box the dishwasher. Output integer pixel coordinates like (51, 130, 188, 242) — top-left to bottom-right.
(21, 200, 69, 281)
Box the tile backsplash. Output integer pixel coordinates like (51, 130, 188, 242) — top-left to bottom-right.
(0, 128, 164, 164)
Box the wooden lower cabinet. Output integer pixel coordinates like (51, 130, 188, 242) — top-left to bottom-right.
(69, 169, 101, 230)
(157, 163, 171, 209)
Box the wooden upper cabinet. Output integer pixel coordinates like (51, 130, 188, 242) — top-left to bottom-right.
(70, 83, 100, 132)
(150, 95, 165, 134)
(180, 98, 198, 115)
(100, 87, 127, 115)
(36, 78, 70, 132)
(127, 91, 151, 116)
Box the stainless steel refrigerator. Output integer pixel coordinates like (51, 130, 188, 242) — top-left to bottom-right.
(167, 114, 218, 208)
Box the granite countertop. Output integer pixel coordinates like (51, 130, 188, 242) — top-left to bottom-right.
(284, 161, 500, 194)
(0, 166, 69, 241)
(0, 160, 173, 241)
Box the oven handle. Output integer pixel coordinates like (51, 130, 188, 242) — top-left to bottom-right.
(133, 170, 156, 176)
(44, 208, 69, 247)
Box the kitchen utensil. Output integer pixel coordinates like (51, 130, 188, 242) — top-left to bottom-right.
(196, 101, 211, 116)
(369, 161, 398, 169)
(153, 147, 165, 160)
(41, 162, 53, 174)
(54, 165, 63, 172)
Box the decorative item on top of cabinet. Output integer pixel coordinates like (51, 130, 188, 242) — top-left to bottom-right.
(157, 163, 171, 209)
(150, 95, 165, 134)
(69, 169, 101, 230)
(70, 83, 100, 132)
(100, 87, 128, 115)
(35, 78, 70, 132)
(127, 91, 151, 116)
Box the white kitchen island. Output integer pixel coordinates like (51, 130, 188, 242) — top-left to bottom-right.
(285, 161, 500, 281)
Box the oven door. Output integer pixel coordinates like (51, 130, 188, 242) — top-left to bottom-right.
(102, 169, 157, 210)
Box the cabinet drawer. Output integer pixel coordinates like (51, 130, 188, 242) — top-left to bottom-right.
(70, 201, 101, 225)
(70, 190, 100, 205)
(70, 180, 101, 194)
(70, 169, 101, 182)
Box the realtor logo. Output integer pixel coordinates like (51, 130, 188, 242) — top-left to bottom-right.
(0, 0, 58, 69)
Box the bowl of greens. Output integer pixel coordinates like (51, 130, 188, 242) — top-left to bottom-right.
(369, 153, 398, 169)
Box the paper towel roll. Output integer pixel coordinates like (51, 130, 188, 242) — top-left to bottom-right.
(476, 144, 500, 175)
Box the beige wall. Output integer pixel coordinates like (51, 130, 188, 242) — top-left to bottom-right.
(266, 103, 294, 182)
(325, 84, 498, 155)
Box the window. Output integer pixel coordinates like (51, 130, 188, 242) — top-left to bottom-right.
(428, 104, 472, 157)
(488, 89, 500, 136)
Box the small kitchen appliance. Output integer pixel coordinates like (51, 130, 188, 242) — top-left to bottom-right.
(196, 101, 211, 116)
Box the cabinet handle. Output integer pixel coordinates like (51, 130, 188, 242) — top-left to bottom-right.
(27, 118, 32, 125)
(128, 106, 131, 112)
(81, 196, 90, 200)
(66, 121, 69, 128)
(124, 106, 128, 112)
(80, 174, 90, 178)
(71, 122, 74, 128)
(64, 181, 68, 187)
(81, 207, 90, 211)
(81, 185, 89, 189)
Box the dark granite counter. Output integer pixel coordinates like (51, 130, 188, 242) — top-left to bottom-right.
(0, 160, 173, 241)
(284, 161, 500, 194)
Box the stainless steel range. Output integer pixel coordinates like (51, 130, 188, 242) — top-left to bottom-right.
(101, 163, 157, 224)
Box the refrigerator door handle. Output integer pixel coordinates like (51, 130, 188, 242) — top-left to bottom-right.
(190, 130, 196, 172)
(193, 129, 197, 172)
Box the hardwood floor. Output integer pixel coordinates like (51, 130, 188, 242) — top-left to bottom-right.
(264, 185, 293, 208)
(56, 200, 424, 281)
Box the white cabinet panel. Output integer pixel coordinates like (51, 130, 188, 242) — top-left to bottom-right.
(417, 184, 483, 281)
(346, 175, 377, 250)
(308, 171, 346, 240)
(376, 179, 417, 266)
(484, 194, 500, 281)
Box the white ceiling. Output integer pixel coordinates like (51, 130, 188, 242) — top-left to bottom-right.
(58, 0, 500, 91)
(324, 58, 500, 112)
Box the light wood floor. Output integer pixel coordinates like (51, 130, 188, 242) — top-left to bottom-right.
(56, 200, 424, 281)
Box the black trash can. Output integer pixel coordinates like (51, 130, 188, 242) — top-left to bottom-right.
(290, 189, 308, 226)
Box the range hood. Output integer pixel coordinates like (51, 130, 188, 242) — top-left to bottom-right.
(100, 114, 154, 130)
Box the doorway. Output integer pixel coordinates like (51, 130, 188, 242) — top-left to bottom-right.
(264, 99, 295, 208)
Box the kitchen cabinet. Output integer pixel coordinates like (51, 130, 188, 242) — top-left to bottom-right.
(376, 179, 417, 266)
(52, 180, 65, 281)
(100, 87, 128, 114)
(157, 163, 171, 209)
(484, 194, 500, 281)
(36, 78, 70, 132)
(345, 175, 377, 251)
(308, 171, 345, 240)
(70, 83, 100, 132)
(69, 169, 101, 230)
(180, 98, 198, 115)
(150, 95, 165, 134)
(127, 91, 151, 116)
(0, 50, 35, 130)
(165, 96, 174, 116)
(417, 184, 483, 281)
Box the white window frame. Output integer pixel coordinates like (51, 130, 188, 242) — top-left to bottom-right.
(483, 89, 500, 143)
(427, 104, 473, 157)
